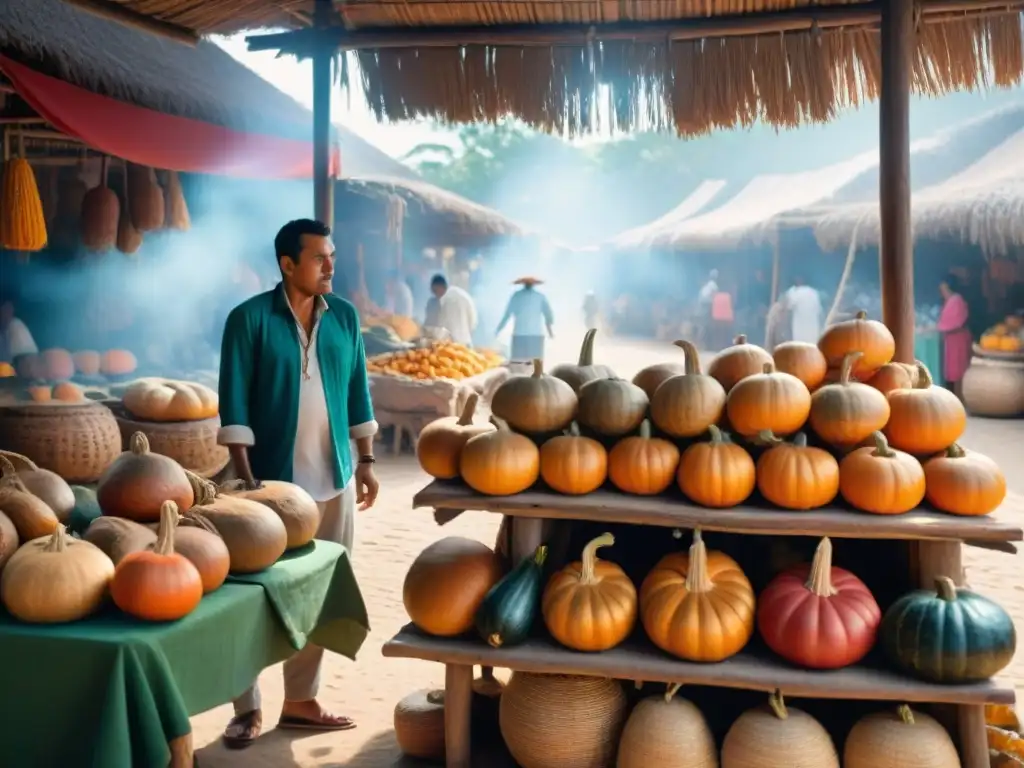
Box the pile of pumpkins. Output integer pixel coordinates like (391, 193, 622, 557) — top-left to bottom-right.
(118, 377, 220, 423)
(417, 323, 1007, 519)
(0, 431, 322, 624)
(979, 316, 1024, 354)
(987, 705, 1024, 766)
(1, 348, 138, 402)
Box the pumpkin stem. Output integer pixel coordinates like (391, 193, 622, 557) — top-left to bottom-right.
(685, 529, 714, 593)
(426, 690, 445, 705)
(488, 633, 504, 648)
(44, 524, 69, 553)
(0, 455, 29, 494)
(532, 544, 549, 566)
(855, 309, 868, 320)
(869, 431, 895, 458)
(897, 704, 915, 725)
(565, 422, 581, 438)
(0, 450, 38, 472)
(129, 431, 151, 455)
(634, 680, 644, 690)
(768, 689, 788, 720)
(674, 339, 702, 376)
(578, 328, 598, 366)
(706, 424, 726, 444)
(734, 334, 748, 345)
(638, 419, 652, 440)
(530, 358, 544, 378)
(489, 415, 509, 431)
(458, 393, 479, 426)
(934, 576, 959, 601)
(839, 351, 863, 385)
(913, 360, 934, 389)
(154, 500, 179, 556)
(180, 510, 221, 536)
(945, 443, 966, 459)
(792, 432, 809, 448)
(184, 469, 218, 506)
(664, 683, 682, 702)
(579, 532, 614, 585)
(761, 362, 774, 375)
(756, 430, 783, 446)
(806, 538, 838, 597)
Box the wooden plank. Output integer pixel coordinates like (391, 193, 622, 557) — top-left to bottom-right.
(383, 624, 1015, 706)
(413, 480, 1024, 544)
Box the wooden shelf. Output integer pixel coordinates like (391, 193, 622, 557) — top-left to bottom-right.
(383, 623, 1015, 706)
(414, 480, 1023, 546)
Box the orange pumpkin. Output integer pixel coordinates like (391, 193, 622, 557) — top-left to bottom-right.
(539, 422, 607, 495)
(607, 420, 680, 496)
(52, 382, 84, 402)
(165, 518, 230, 594)
(490, 358, 577, 435)
(818, 309, 895, 377)
(39, 348, 75, 382)
(0, 362, 14, 378)
(72, 350, 102, 377)
(576, 377, 649, 437)
(726, 362, 811, 438)
(756, 432, 840, 510)
(773, 341, 828, 391)
(416, 394, 495, 480)
(640, 529, 756, 662)
(100, 349, 138, 377)
(96, 432, 194, 522)
(839, 432, 925, 515)
(866, 361, 918, 397)
(649, 339, 726, 438)
(707, 334, 774, 393)
(110, 501, 204, 621)
(924, 443, 1006, 516)
(459, 417, 539, 496)
(25, 385, 52, 402)
(677, 425, 756, 508)
(542, 532, 637, 651)
(884, 362, 966, 455)
(809, 352, 890, 449)
(631, 340, 688, 399)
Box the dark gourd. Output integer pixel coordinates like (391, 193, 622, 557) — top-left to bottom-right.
(475, 545, 547, 648)
(67, 485, 102, 535)
(880, 576, 1016, 683)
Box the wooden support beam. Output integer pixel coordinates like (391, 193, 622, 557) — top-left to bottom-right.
(312, 0, 335, 227)
(247, 0, 1024, 53)
(62, 0, 198, 46)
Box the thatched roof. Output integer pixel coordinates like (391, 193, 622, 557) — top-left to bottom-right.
(1, 0, 415, 180)
(59, 1, 1024, 137)
(334, 176, 530, 248)
(607, 180, 729, 250)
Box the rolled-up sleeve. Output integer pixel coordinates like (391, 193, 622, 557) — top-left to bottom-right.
(348, 311, 378, 440)
(217, 306, 256, 447)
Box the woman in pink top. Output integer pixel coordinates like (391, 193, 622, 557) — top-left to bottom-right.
(936, 275, 972, 392)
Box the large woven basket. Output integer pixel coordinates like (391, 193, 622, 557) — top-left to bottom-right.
(500, 673, 628, 768)
(109, 402, 229, 478)
(394, 689, 446, 760)
(0, 401, 121, 482)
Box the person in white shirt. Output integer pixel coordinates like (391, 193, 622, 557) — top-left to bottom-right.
(496, 277, 555, 362)
(429, 274, 477, 345)
(384, 271, 415, 318)
(0, 298, 39, 363)
(783, 276, 823, 344)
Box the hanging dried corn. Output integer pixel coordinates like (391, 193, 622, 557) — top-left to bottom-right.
(126, 162, 164, 231)
(80, 155, 120, 252)
(116, 164, 143, 256)
(0, 131, 48, 252)
(163, 170, 190, 231)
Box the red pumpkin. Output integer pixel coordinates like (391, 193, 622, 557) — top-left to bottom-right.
(757, 537, 881, 669)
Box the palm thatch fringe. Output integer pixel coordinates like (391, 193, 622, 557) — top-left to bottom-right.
(351, 15, 1024, 136)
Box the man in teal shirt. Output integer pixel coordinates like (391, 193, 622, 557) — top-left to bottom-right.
(217, 219, 379, 748)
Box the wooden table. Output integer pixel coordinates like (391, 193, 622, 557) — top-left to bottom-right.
(396, 480, 1024, 768)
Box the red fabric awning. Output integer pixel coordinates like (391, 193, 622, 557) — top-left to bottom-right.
(0, 56, 340, 179)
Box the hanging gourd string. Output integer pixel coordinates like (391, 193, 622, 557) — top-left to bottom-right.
(839, 351, 864, 385)
(673, 339, 703, 375)
(578, 533, 615, 585)
(869, 431, 896, 458)
(685, 529, 714, 593)
(897, 704, 915, 724)
(578, 328, 598, 366)
(768, 689, 788, 720)
(663, 683, 682, 702)
(153, 501, 180, 556)
(934, 576, 959, 601)
(806, 538, 838, 597)
(457, 393, 479, 426)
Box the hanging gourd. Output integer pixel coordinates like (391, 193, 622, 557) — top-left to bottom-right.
(756, 432, 840, 510)
(640, 529, 756, 662)
(163, 170, 191, 231)
(707, 334, 774, 392)
(721, 690, 839, 768)
(577, 377, 648, 437)
(416, 393, 495, 479)
(726, 362, 811, 437)
(539, 423, 607, 495)
(844, 706, 960, 768)
(923, 443, 1006, 516)
(615, 683, 717, 768)
(884, 361, 967, 455)
(542, 532, 637, 651)
(475, 544, 547, 647)
(809, 351, 890, 448)
(866, 361, 919, 396)
(0, 455, 61, 541)
(839, 432, 925, 514)
(818, 309, 895, 378)
(79, 156, 119, 252)
(758, 537, 881, 668)
(0, 151, 48, 252)
(677, 425, 756, 508)
(772, 341, 828, 391)
(110, 500, 204, 621)
(550, 328, 616, 393)
(490, 359, 577, 435)
(126, 163, 165, 231)
(459, 417, 540, 496)
(116, 167, 143, 255)
(607, 420, 680, 496)
(96, 432, 195, 522)
(631, 340, 689, 400)
(649, 340, 726, 438)
(880, 576, 1016, 683)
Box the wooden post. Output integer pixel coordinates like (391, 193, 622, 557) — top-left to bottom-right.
(312, 0, 335, 227)
(444, 663, 473, 768)
(879, 0, 915, 364)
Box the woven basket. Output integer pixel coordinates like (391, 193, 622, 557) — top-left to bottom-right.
(109, 402, 229, 478)
(394, 689, 446, 761)
(500, 673, 627, 768)
(0, 401, 121, 482)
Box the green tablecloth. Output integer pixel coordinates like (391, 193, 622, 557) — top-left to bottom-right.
(915, 330, 944, 387)
(0, 541, 369, 768)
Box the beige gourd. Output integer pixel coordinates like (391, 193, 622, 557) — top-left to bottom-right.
(844, 705, 960, 768)
(616, 683, 718, 767)
(0, 455, 61, 541)
(222, 479, 321, 550)
(721, 690, 839, 768)
(0, 450, 75, 521)
(84, 516, 158, 564)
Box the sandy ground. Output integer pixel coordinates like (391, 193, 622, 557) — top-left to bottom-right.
(190, 332, 1024, 768)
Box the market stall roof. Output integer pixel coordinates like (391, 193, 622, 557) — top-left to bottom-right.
(605, 180, 729, 250)
(59, 1, 1024, 137)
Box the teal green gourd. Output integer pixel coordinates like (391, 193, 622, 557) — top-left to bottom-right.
(67, 485, 102, 535)
(475, 545, 548, 648)
(880, 576, 1016, 683)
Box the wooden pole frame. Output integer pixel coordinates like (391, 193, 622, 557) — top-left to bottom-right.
(312, 0, 335, 227)
(62, 0, 198, 45)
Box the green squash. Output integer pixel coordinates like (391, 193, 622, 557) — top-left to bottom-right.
(475, 545, 547, 648)
(880, 576, 1016, 683)
(67, 485, 102, 536)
